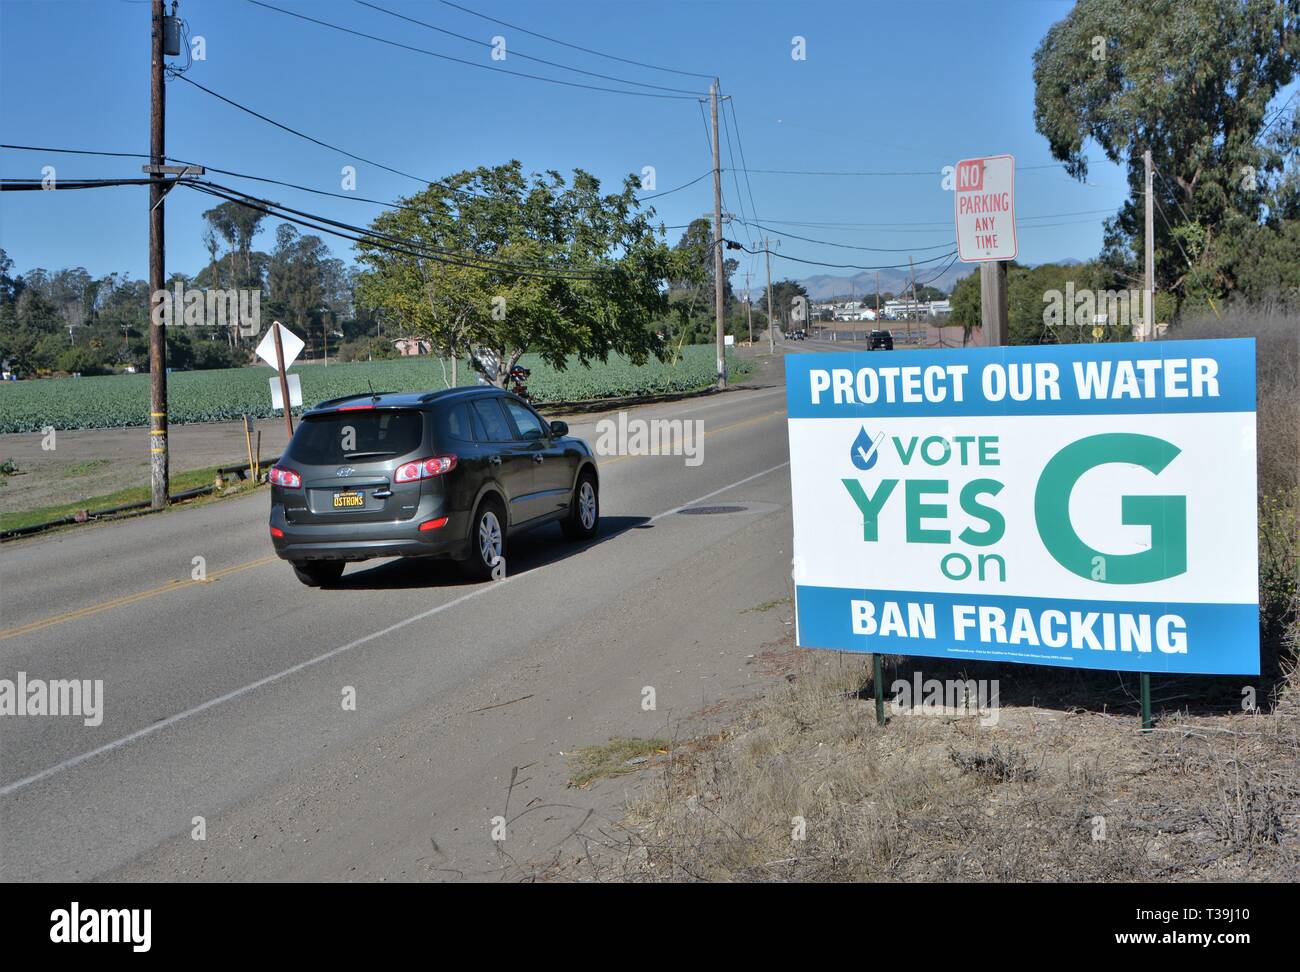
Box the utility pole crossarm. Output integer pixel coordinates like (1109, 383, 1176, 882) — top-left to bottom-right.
(140, 164, 204, 176)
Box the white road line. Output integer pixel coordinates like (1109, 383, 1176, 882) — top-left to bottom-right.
(0, 459, 791, 798)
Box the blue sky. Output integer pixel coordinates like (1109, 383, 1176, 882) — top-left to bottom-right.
(2, 0, 1151, 288)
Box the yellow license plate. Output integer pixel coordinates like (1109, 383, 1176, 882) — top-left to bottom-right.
(332, 490, 365, 508)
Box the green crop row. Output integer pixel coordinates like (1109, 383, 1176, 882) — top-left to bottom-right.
(0, 347, 752, 433)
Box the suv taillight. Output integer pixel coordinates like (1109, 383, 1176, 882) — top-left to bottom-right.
(394, 455, 457, 483)
(269, 466, 302, 488)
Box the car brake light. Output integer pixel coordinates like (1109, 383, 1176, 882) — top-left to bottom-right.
(395, 455, 457, 483)
(336, 405, 374, 411)
(418, 517, 449, 531)
(269, 466, 302, 488)
(270, 526, 285, 538)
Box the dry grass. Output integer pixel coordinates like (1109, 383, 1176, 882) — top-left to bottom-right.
(1171, 304, 1297, 499)
(563, 651, 1300, 882)
(566, 737, 673, 789)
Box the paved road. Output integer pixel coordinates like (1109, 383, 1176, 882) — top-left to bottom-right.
(0, 352, 807, 881)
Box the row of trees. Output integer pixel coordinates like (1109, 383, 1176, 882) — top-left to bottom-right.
(945, 0, 1298, 343)
(0, 207, 378, 377)
(1031, 0, 1299, 318)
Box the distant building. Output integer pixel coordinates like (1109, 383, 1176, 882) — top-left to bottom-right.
(830, 300, 877, 322)
(393, 338, 431, 356)
(882, 298, 951, 321)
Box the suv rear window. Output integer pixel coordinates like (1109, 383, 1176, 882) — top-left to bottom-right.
(439, 402, 477, 443)
(289, 409, 424, 465)
(471, 398, 515, 442)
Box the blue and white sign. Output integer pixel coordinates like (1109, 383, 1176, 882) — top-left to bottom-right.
(786, 339, 1259, 675)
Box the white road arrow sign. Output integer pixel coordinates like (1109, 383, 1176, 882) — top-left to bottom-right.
(255, 322, 304, 370)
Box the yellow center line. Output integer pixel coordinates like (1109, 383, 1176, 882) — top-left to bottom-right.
(0, 554, 279, 642)
(598, 407, 786, 467)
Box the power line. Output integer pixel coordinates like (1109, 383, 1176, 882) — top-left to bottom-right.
(725, 98, 761, 238)
(434, 0, 714, 80)
(1, 144, 151, 160)
(187, 180, 609, 280)
(0, 144, 698, 248)
(353, 0, 705, 96)
(170, 73, 465, 191)
(639, 169, 713, 200)
(731, 217, 954, 252)
(732, 161, 1082, 177)
(727, 240, 957, 272)
(0, 177, 156, 191)
(197, 178, 609, 278)
(718, 93, 753, 246)
(751, 208, 1118, 228)
(243, 0, 701, 100)
(696, 98, 714, 157)
(914, 250, 962, 288)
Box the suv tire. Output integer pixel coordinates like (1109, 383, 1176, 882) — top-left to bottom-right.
(292, 561, 345, 587)
(460, 497, 507, 581)
(562, 470, 599, 541)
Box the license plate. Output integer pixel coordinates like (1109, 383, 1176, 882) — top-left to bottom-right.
(332, 490, 365, 509)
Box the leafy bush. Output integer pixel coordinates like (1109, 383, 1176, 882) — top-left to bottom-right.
(54, 346, 106, 376)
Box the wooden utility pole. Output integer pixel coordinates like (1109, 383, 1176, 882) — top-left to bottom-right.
(272, 321, 294, 438)
(710, 81, 726, 388)
(979, 262, 1008, 346)
(1143, 149, 1155, 341)
(148, 0, 169, 509)
(909, 255, 918, 326)
(742, 270, 753, 344)
(763, 238, 775, 354)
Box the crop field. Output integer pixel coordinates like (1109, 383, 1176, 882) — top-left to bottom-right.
(0, 347, 751, 433)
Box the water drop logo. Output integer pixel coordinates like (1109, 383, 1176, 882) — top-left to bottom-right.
(850, 427, 884, 470)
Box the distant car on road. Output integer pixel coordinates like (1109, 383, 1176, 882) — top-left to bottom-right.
(268, 387, 600, 586)
(869, 329, 894, 350)
(786, 329, 805, 341)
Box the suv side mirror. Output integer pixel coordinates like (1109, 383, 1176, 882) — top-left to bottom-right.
(549, 420, 568, 438)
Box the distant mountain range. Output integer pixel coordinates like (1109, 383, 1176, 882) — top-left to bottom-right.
(744, 264, 972, 302)
(742, 257, 1084, 301)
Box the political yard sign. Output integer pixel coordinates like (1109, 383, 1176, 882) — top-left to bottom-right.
(786, 339, 1259, 676)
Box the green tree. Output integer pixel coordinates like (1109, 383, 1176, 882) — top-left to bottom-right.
(355, 162, 680, 385)
(768, 279, 810, 330)
(1032, 0, 1300, 312)
(267, 225, 333, 356)
(949, 270, 981, 340)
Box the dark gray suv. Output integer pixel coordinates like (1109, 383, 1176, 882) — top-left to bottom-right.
(268, 387, 600, 586)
